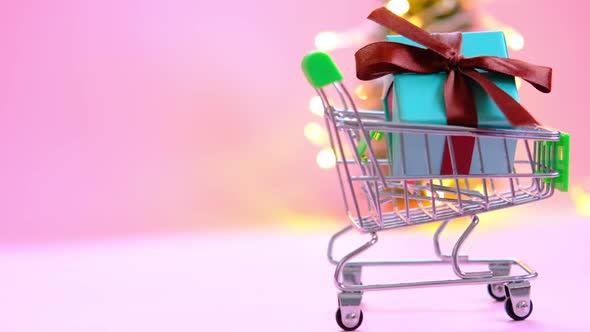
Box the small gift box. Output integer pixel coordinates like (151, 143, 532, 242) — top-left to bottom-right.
(355, 8, 551, 177)
(383, 31, 518, 176)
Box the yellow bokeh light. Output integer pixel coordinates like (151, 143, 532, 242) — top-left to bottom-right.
(437, 179, 485, 198)
(506, 31, 525, 51)
(315, 31, 339, 51)
(572, 185, 590, 217)
(479, 16, 524, 51)
(386, 0, 411, 16)
(317, 149, 336, 169)
(408, 16, 423, 27)
(354, 85, 369, 101)
(309, 96, 324, 116)
(304, 122, 328, 146)
(515, 77, 522, 90)
(274, 210, 341, 232)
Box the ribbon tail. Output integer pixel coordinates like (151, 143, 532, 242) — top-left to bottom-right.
(441, 136, 476, 175)
(462, 56, 552, 93)
(443, 70, 478, 126)
(461, 68, 540, 127)
(440, 70, 478, 175)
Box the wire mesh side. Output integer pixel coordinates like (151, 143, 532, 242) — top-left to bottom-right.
(315, 84, 561, 233)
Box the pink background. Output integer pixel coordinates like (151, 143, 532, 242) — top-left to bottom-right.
(0, 0, 587, 244)
(1, 2, 589, 331)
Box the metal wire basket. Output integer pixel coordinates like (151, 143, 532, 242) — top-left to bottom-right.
(302, 51, 570, 330)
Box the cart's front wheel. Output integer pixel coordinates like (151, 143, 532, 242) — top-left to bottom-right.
(336, 308, 363, 331)
(505, 298, 533, 321)
(487, 283, 506, 301)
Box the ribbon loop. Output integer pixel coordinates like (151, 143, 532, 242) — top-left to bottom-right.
(355, 6, 552, 129)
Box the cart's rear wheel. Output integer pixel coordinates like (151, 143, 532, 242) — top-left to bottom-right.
(505, 298, 533, 321)
(336, 308, 363, 331)
(487, 283, 506, 301)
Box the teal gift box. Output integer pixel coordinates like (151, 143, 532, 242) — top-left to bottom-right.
(383, 31, 518, 176)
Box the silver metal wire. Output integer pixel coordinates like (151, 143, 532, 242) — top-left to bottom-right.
(314, 80, 561, 301)
(319, 83, 560, 233)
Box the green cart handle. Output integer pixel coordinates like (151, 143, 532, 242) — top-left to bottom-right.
(301, 51, 343, 88)
(539, 132, 570, 192)
(552, 132, 570, 192)
(301, 51, 383, 161)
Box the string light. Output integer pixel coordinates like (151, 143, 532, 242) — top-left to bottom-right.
(304, 122, 328, 146)
(386, 0, 411, 16)
(316, 148, 336, 169)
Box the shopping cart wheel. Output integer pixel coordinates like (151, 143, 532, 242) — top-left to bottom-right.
(487, 284, 506, 301)
(504, 281, 532, 320)
(336, 308, 363, 331)
(505, 298, 533, 321)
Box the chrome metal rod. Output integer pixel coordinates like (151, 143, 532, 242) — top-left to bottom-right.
(334, 233, 379, 291)
(327, 225, 354, 265)
(433, 220, 468, 261)
(451, 216, 493, 279)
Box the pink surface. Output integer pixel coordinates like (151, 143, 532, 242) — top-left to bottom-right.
(0, 210, 588, 331)
(0, 0, 588, 243)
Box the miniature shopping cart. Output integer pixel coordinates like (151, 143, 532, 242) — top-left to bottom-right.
(301, 51, 570, 331)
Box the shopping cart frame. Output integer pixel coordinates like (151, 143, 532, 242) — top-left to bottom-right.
(302, 51, 569, 330)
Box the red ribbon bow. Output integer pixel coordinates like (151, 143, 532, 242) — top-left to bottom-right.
(355, 7, 552, 174)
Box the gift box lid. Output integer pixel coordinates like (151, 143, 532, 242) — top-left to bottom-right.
(386, 31, 510, 58)
(385, 31, 520, 128)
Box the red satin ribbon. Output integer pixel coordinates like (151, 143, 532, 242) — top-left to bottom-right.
(355, 7, 552, 174)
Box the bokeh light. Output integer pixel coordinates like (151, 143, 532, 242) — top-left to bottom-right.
(386, 0, 411, 16)
(309, 96, 325, 116)
(315, 31, 339, 51)
(480, 15, 524, 51)
(515, 77, 522, 90)
(304, 122, 328, 146)
(408, 16, 423, 27)
(354, 85, 369, 101)
(572, 181, 590, 217)
(506, 31, 525, 51)
(316, 148, 336, 169)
